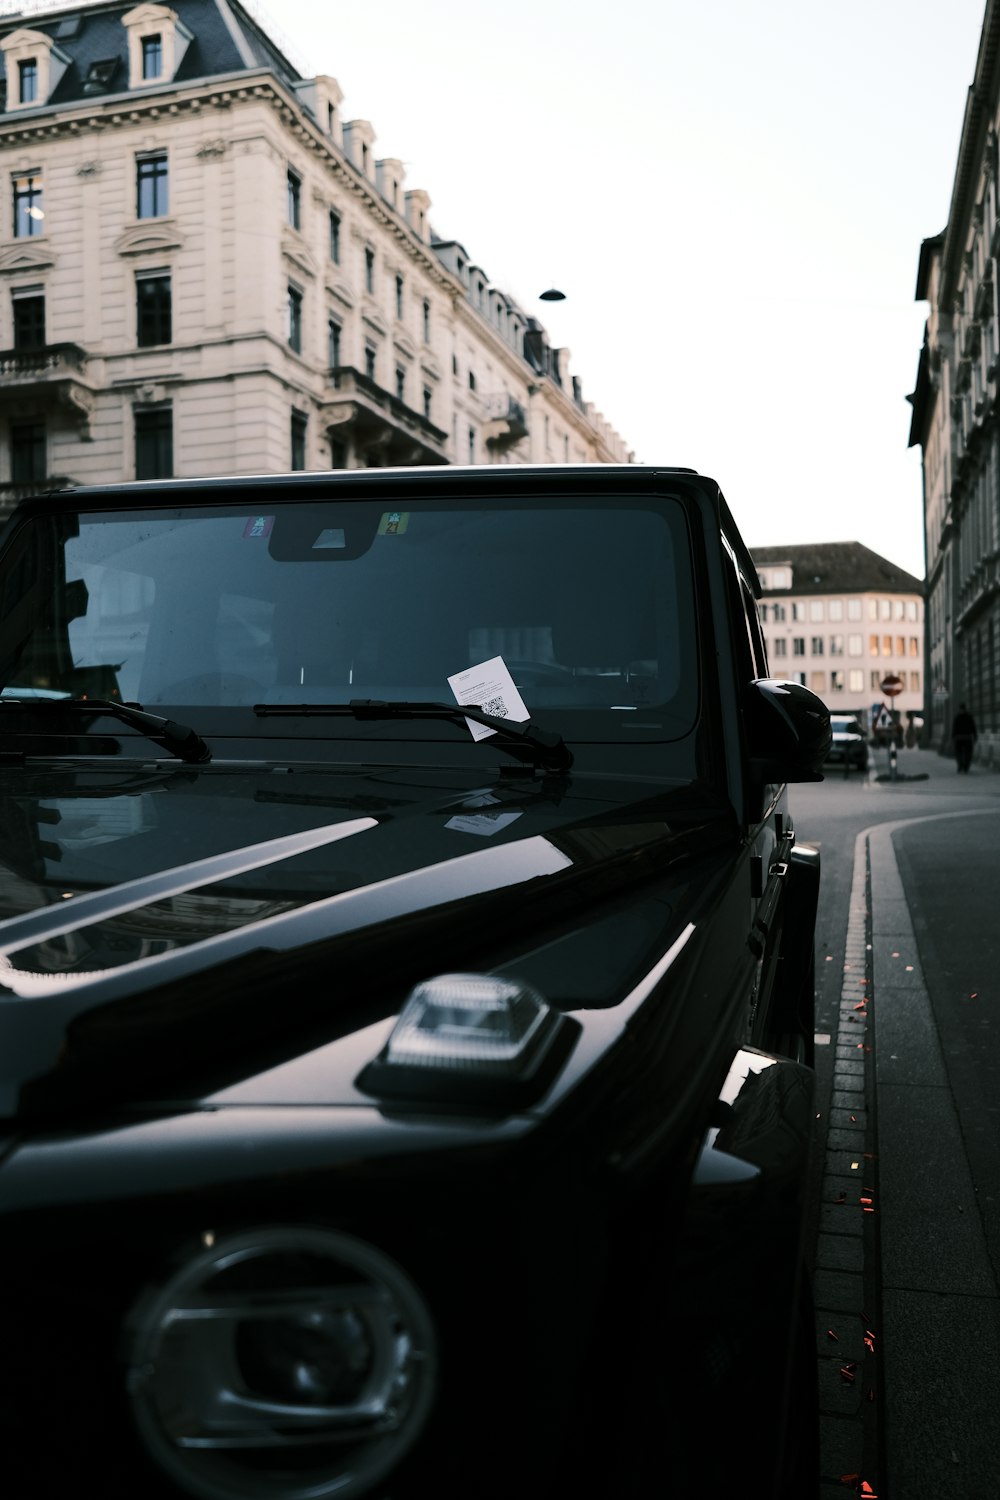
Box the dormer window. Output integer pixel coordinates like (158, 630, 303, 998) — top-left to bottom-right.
(18, 59, 37, 104)
(1, 28, 70, 109)
(123, 5, 192, 91)
(141, 34, 162, 79)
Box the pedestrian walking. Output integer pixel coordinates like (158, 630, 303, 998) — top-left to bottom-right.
(951, 702, 978, 772)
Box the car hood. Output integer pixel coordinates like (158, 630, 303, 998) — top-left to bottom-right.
(0, 760, 736, 1120)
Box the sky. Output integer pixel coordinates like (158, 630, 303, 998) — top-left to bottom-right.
(4, 0, 987, 577)
(239, 0, 990, 581)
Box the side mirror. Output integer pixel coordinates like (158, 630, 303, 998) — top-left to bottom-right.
(745, 679, 831, 783)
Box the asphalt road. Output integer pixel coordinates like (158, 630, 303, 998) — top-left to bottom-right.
(791, 746, 1000, 1500)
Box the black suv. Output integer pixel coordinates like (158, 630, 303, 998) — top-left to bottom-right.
(0, 465, 829, 1500)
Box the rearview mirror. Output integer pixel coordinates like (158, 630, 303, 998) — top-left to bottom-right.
(744, 678, 831, 783)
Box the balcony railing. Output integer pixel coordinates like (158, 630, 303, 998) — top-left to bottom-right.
(482, 393, 528, 448)
(0, 342, 89, 381)
(323, 366, 449, 464)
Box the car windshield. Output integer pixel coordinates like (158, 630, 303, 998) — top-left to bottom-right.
(0, 490, 699, 744)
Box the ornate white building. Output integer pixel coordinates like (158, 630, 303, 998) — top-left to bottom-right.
(0, 0, 632, 514)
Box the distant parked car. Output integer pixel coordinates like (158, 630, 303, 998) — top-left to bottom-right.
(827, 713, 869, 770)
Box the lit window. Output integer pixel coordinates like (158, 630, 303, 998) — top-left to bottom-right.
(13, 172, 43, 238)
(136, 154, 168, 218)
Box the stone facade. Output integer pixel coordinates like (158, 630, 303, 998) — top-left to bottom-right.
(751, 542, 925, 735)
(0, 0, 632, 518)
(908, 1, 1000, 766)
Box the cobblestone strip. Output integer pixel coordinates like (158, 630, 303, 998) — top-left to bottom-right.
(816, 828, 880, 1496)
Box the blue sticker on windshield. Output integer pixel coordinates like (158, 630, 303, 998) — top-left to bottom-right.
(243, 516, 274, 538)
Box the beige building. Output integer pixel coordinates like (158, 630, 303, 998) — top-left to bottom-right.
(752, 542, 925, 733)
(908, 0, 1000, 763)
(0, 0, 631, 515)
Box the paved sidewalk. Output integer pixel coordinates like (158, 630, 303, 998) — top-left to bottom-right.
(816, 747, 1000, 1499)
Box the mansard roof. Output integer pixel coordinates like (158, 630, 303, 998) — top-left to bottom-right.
(750, 541, 924, 594)
(0, 0, 301, 107)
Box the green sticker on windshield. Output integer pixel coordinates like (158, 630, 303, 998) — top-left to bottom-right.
(378, 511, 409, 536)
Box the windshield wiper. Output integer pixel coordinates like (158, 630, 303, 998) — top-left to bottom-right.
(254, 698, 573, 771)
(0, 697, 211, 764)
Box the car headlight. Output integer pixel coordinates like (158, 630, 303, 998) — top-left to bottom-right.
(125, 1226, 437, 1500)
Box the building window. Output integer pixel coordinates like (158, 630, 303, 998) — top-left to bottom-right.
(847, 599, 862, 620)
(830, 670, 845, 692)
(848, 634, 862, 656)
(793, 637, 805, 656)
(18, 59, 38, 104)
(468, 426, 475, 462)
(811, 636, 824, 655)
(870, 671, 881, 692)
(809, 601, 824, 621)
(451, 354, 458, 376)
(910, 670, 921, 692)
(136, 271, 172, 346)
(829, 599, 844, 621)
(11, 421, 45, 483)
(364, 343, 376, 381)
(13, 171, 43, 237)
(869, 634, 879, 656)
(882, 635, 892, 657)
(364, 247, 375, 295)
(327, 317, 341, 369)
(330, 437, 347, 469)
(395, 274, 404, 320)
(287, 284, 303, 353)
(141, 34, 162, 79)
(395, 366, 406, 402)
(849, 669, 864, 693)
(772, 638, 787, 657)
(423, 386, 432, 420)
(829, 634, 844, 656)
(135, 406, 173, 479)
(287, 169, 301, 230)
(329, 209, 341, 263)
(12, 289, 45, 350)
(791, 602, 805, 621)
(136, 153, 168, 219)
(895, 636, 906, 658)
(422, 299, 430, 342)
(809, 670, 826, 693)
(909, 637, 920, 657)
(771, 602, 786, 622)
(291, 409, 307, 470)
(468, 371, 476, 391)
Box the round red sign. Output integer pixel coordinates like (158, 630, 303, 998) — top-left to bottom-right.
(880, 674, 904, 697)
